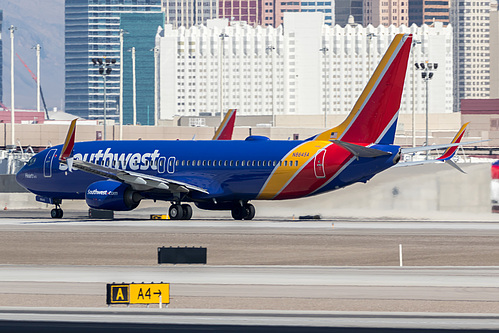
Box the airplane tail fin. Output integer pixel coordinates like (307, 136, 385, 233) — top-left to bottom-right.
(60, 119, 77, 170)
(213, 109, 237, 140)
(312, 34, 412, 144)
(436, 122, 469, 161)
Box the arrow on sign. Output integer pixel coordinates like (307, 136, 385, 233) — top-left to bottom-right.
(154, 290, 162, 296)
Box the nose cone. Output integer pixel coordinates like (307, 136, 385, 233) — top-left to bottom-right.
(15, 164, 29, 190)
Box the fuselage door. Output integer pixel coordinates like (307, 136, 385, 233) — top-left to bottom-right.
(314, 148, 326, 179)
(158, 156, 166, 174)
(167, 157, 176, 174)
(44, 149, 57, 178)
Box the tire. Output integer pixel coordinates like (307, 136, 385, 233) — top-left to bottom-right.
(169, 204, 184, 220)
(181, 204, 193, 220)
(51, 209, 63, 219)
(243, 204, 255, 220)
(231, 205, 245, 220)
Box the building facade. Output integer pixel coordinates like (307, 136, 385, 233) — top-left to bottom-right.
(335, 0, 363, 27)
(121, 12, 164, 126)
(0, 10, 3, 105)
(163, 0, 218, 28)
(157, 13, 453, 120)
(408, 0, 450, 26)
(450, 0, 491, 112)
(261, 1, 335, 27)
(64, 0, 163, 120)
(489, 2, 499, 99)
(364, 0, 409, 27)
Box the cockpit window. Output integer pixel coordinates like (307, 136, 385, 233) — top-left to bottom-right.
(27, 157, 36, 166)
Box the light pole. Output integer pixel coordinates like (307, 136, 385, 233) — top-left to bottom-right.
(131, 47, 136, 126)
(320, 46, 328, 128)
(219, 33, 228, 122)
(119, 29, 127, 140)
(366, 33, 377, 78)
(92, 57, 116, 141)
(415, 61, 437, 160)
(9, 25, 17, 148)
(267, 45, 276, 127)
(411, 40, 421, 151)
(34, 44, 41, 115)
(153, 46, 159, 127)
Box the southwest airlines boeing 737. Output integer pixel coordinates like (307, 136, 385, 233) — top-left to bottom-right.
(15, 34, 475, 219)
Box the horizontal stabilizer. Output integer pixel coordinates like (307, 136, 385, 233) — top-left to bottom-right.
(333, 140, 392, 158)
(401, 140, 487, 154)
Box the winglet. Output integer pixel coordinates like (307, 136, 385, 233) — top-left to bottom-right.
(213, 109, 237, 140)
(436, 122, 469, 161)
(60, 118, 77, 163)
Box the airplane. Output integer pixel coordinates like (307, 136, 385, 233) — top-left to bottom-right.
(15, 34, 479, 220)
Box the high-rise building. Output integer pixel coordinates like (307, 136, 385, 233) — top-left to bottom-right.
(262, 1, 335, 27)
(408, 0, 450, 26)
(450, 0, 491, 111)
(64, 0, 163, 120)
(157, 13, 453, 120)
(364, 0, 409, 27)
(121, 12, 164, 126)
(490, 2, 499, 98)
(0, 10, 3, 105)
(163, 0, 218, 28)
(219, 0, 261, 25)
(335, 0, 363, 27)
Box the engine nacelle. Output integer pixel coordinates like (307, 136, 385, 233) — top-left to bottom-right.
(85, 180, 141, 211)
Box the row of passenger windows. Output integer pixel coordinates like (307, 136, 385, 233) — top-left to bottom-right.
(175, 159, 299, 167)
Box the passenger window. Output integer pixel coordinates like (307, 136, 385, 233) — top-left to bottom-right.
(224, 160, 228, 166)
(273, 161, 277, 166)
(219, 160, 223, 166)
(284, 161, 288, 167)
(181, 160, 185, 166)
(295, 161, 298, 167)
(202, 160, 206, 166)
(252, 160, 256, 166)
(262, 161, 266, 167)
(230, 160, 234, 166)
(192, 160, 196, 166)
(207, 160, 211, 166)
(197, 160, 201, 166)
(235, 161, 239, 166)
(241, 160, 245, 167)
(257, 161, 261, 166)
(176, 160, 179, 166)
(187, 160, 191, 166)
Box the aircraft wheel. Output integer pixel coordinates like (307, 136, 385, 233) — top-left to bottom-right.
(181, 204, 193, 220)
(231, 205, 245, 220)
(51, 208, 63, 219)
(243, 204, 255, 220)
(169, 204, 184, 220)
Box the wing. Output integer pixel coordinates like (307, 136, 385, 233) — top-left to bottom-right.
(70, 159, 209, 194)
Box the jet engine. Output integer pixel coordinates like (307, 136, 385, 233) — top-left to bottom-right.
(85, 180, 141, 211)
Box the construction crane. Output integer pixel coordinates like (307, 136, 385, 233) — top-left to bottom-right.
(16, 53, 50, 120)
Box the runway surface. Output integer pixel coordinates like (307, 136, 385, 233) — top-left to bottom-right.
(1, 209, 499, 330)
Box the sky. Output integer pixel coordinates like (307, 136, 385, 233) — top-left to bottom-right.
(1, 0, 64, 110)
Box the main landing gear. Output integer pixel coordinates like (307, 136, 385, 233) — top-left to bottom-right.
(169, 203, 193, 220)
(231, 203, 255, 220)
(50, 201, 63, 219)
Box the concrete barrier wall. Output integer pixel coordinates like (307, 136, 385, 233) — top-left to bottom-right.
(1, 163, 493, 217)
